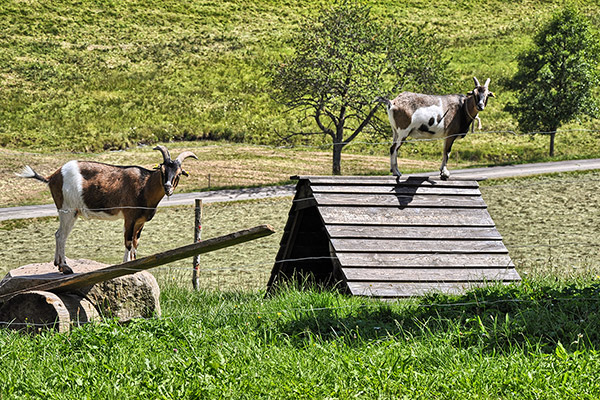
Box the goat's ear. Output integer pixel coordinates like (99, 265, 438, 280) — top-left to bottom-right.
(153, 164, 161, 170)
(467, 90, 474, 95)
(489, 91, 496, 98)
(181, 169, 189, 177)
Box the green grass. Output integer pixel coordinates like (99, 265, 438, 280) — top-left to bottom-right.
(0, 171, 599, 398)
(0, 0, 599, 159)
(2, 282, 600, 399)
(481, 170, 600, 277)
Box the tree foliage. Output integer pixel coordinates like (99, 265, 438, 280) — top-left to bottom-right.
(505, 5, 600, 156)
(270, 0, 449, 174)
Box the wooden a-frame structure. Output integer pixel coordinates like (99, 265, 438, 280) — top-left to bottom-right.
(267, 176, 520, 298)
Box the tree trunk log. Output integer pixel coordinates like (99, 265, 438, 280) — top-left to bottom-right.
(0, 291, 98, 333)
(332, 143, 343, 175)
(549, 131, 556, 157)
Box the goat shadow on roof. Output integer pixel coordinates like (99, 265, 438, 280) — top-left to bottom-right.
(392, 176, 436, 210)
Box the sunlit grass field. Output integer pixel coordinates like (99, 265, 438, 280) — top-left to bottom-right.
(1, 0, 599, 153)
(1, 171, 598, 290)
(2, 0, 600, 396)
(0, 171, 599, 398)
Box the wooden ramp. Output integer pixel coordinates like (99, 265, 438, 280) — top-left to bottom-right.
(267, 176, 520, 298)
(0, 225, 275, 304)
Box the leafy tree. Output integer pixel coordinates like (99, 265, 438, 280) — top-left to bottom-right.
(505, 5, 600, 157)
(270, 0, 448, 175)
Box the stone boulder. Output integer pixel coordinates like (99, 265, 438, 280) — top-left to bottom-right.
(0, 259, 161, 331)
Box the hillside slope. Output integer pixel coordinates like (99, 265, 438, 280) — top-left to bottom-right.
(0, 0, 599, 153)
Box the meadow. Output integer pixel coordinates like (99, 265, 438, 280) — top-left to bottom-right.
(1, 0, 600, 397)
(1, 0, 599, 155)
(0, 171, 599, 398)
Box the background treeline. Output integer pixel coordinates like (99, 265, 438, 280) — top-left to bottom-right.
(0, 0, 599, 153)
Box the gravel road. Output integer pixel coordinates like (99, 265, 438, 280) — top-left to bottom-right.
(2, 158, 598, 221)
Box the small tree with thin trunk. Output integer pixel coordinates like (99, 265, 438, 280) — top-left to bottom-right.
(505, 5, 599, 157)
(270, 0, 448, 175)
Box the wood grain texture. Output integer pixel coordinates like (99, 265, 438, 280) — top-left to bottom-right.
(342, 267, 521, 282)
(347, 281, 511, 297)
(311, 185, 482, 196)
(335, 252, 515, 268)
(312, 193, 486, 208)
(319, 206, 495, 226)
(330, 238, 508, 253)
(326, 225, 502, 240)
(297, 176, 480, 188)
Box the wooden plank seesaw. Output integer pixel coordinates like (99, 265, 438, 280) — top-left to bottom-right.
(0, 224, 275, 303)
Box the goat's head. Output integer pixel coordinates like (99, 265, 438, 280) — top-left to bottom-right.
(468, 77, 495, 111)
(154, 145, 198, 196)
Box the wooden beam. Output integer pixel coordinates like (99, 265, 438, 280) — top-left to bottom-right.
(312, 193, 487, 208)
(310, 185, 482, 196)
(326, 225, 503, 240)
(346, 281, 511, 297)
(330, 238, 508, 253)
(319, 206, 495, 227)
(294, 176, 481, 188)
(335, 252, 515, 268)
(0, 225, 275, 302)
(341, 267, 522, 282)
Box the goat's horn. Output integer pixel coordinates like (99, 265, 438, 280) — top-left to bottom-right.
(154, 145, 171, 163)
(484, 78, 490, 88)
(473, 77, 480, 87)
(175, 151, 198, 164)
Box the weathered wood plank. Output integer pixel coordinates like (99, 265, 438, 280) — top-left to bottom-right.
(335, 252, 515, 268)
(312, 193, 486, 208)
(1, 225, 275, 302)
(326, 225, 502, 240)
(297, 176, 480, 188)
(342, 267, 521, 282)
(330, 238, 508, 253)
(310, 185, 482, 196)
(347, 281, 512, 297)
(319, 206, 495, 226)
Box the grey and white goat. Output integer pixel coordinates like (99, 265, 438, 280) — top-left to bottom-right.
(377, 77, 495, 179)
(18, 145, 197, 274)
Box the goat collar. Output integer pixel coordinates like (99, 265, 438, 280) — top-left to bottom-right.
(465, 95, 482, 132)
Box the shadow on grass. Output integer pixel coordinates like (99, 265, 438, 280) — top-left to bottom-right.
(275, 281, 600, 353)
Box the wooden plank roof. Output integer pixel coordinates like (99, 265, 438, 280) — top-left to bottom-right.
(267, 175, 520, 298)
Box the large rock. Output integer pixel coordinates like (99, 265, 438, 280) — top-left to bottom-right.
(0, 259, 161, 330)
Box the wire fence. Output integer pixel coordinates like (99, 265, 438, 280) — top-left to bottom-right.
(0, 171, 598, 293)
(0, 170, 598, 330)
(3, 284, 600, 330)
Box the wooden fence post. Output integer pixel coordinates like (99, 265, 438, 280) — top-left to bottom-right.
(192, 199, 202, 290)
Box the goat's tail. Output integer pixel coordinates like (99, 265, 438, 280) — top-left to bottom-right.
(16, 165, 49, 183)
(374, 96, 391, 108)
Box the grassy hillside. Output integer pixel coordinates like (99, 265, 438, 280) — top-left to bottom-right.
(1, 0, 599, 156)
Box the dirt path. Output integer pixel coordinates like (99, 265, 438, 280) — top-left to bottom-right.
(2, 158, 599, 221)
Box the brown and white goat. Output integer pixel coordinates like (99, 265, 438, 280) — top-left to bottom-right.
(377, 77, 495, 179)
(17, 145, 197, 274)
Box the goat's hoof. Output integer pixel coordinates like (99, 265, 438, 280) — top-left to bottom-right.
(58, 265, 74, 275)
